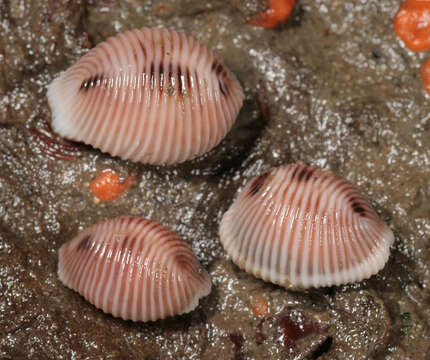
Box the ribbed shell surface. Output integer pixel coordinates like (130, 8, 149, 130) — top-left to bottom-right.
(47, 27, 244, 165)
(219, 163, 394, 289)
(58, 216, 211, 322)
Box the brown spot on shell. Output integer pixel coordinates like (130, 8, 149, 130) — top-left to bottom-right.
(122, 235, 137, 250)
(80, 74, 103, 92)
(150, 62, 155, 90)
(77, 235, 91, 250)
(186, 67, 192, 91)
(219, 79, 229, 97)
(249, 170, 272, 196)
(352, 202, 366, 216)
(211, 59, 224, 75)
(291, 165, 300, 179)
(159, 63, 165, 94)
(177, 67, 187, 96)
(211, 60, 230, 97)
(297, 165, 315, 182)
(136, 37, 147, 58)
(167, 62, 174, 89)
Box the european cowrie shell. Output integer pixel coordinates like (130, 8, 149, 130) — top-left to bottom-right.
(47, 27, 244, 165)
(219, 163, 394, 289)
(58, 216, 211, 321)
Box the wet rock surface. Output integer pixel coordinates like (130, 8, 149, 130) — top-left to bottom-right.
(1, 0, 430, 358)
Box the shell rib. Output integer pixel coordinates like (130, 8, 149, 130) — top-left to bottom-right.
(58, 216, 211, 321)
(47, 27, 244, 165)
(219, 163, 394, 289)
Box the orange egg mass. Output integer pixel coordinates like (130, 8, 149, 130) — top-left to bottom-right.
(247, 0, 295, 29)
(252, 295, 269, 316)
(394, 0, 430, 51)
(421, 57, 430, 94)
(90, 170, 135, 202)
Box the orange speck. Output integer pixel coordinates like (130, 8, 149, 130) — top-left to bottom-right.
(394, 0, 430, 51)
(90, 170, 135, 202)
(421, 58, 430, 94)
(157, 5, 166, 13)
(247, 0, 295, 29)
(252, 295, 269, 316)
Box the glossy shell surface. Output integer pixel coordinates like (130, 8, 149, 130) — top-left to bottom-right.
(47, 27, 244, 164)
(58, 216, 211, 322)
(219, 163, 394, 289)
